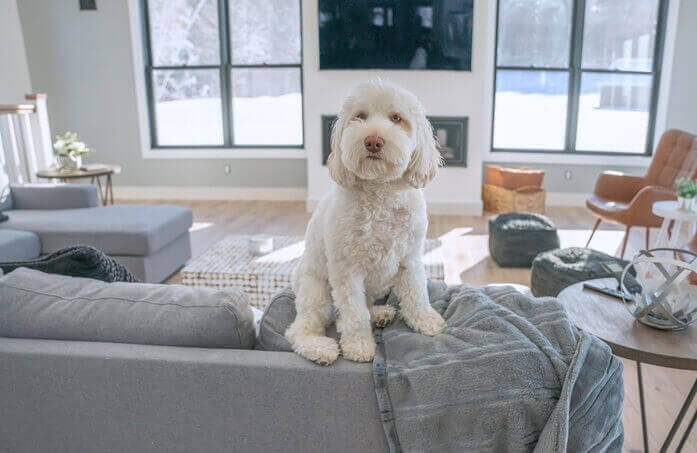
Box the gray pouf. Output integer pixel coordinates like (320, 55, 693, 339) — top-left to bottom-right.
(489, 213, 560, 268)
(531, 247, 630, 297)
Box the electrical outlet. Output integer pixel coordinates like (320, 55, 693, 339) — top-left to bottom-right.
(564, 170, 573, 180)
(79, 0, 96, 10)
(224, 165, 231, 174)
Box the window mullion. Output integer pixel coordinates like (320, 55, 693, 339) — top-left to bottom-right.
(565, 0, 586, 154)
(218, 0, 233, 147)
(645, 0, 669, 155)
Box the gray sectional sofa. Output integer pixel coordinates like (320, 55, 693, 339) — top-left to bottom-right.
(0, 184, 192, 282)
(0, 268, 386, 452)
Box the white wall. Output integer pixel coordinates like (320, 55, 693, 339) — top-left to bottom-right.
(16, 0, 306, 192)
(666, 0, 697, 133)
(303, 0, 491, 215)
(0, 0, 32, 102)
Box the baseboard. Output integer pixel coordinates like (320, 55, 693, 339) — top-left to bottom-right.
(114, 186, 307, 201)
(546, 192, 588, 207)
(306, 198, 483, 216)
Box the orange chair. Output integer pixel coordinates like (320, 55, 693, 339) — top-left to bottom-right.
(586, 130, 697, 258)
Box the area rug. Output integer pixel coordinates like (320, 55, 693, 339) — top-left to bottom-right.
(182, 235, 445, 309)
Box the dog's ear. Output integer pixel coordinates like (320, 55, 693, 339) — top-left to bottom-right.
(404, 113, 442, 189)
(327, 111, 356, 187)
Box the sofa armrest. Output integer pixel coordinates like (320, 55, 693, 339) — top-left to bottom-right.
(593, 171, 646, 202)
(627, 185, 676, 213)
(10, 183, 99, 210)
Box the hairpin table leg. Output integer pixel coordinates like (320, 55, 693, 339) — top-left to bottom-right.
(638, 362, 649, 452)
(661, 377, 697, 452)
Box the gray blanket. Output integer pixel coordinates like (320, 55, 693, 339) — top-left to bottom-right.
(0, 246, 138, 283)
(373, 281, 624, 452)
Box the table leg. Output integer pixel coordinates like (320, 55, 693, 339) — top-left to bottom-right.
(95, 176, 105, 205)
(638, 362, 650, 452)
(107, 173, 114, 205)
(676, 406, 697, 452)
(661, 377, 697, 452)
(655, 219, 671, 248)
(668, 221, 683, 249)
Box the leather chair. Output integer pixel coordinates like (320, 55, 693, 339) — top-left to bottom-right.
(586, 129, 697, 258)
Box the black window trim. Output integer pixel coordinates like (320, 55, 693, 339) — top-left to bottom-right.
(490, 0, 669, 157)
(140, 0, 305, 150)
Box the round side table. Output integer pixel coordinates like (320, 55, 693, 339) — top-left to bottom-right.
(558, 278, 697, 452)
(36, 164, 121, 205)
(652, 200, 697, 249)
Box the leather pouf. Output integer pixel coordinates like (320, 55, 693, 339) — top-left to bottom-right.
(531, 247, 630, 297)
(489, 213, 560, 268)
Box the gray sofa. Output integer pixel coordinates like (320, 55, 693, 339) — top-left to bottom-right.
(0, 184, 192, 282)
(0, 268, 386, 452)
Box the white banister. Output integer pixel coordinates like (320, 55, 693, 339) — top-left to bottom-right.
(0, 115, 27, 183)
(26, 93, 53, 170)
(18, 113, 39, 183)
(0, 93, 53, 185)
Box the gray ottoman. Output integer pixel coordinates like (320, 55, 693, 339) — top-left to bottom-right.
(489, 213, 560, 267)
(531, 247, 630, 297)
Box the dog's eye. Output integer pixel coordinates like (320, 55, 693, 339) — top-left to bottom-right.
(354, 112, 367, 120)
(390, 113, 402, 123)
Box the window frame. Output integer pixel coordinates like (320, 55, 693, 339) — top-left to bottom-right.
(140, 0, 305, 150)
(490, 0, 669, 157)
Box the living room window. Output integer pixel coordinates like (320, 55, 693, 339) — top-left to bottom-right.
(140, 0, 303, 149)
(491, 0, 668, 155)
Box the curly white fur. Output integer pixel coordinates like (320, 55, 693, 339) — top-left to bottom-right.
(286, 79, 445, 365)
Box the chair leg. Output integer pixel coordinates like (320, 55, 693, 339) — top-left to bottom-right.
(586, 218, 602, 248)
(645, 227, 650, 250)
(620, 226, 631, 259)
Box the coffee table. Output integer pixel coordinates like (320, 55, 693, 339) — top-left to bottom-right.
(558, 278, 697, 452)
(36, 164, 121, 205)
(181, 235, 445, 310)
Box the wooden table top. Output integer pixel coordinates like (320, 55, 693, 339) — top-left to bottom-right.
(36, 164, 121, 179)
(558, 278, 697, 370)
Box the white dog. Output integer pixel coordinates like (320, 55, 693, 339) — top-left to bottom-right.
(286, 79, 445, 365)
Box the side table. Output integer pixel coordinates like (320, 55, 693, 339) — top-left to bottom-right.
(652, 200, 697, 249)
(558, 278, 697, 452)
(36, 164, 121, 205)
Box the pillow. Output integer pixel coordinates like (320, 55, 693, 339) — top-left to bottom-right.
(0, 268, 256, 349)
(257, 287, 338, 352)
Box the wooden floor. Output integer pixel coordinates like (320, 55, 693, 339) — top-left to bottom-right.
(128, 200, 696, 452)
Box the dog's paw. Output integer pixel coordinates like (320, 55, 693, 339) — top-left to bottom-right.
(340, 332, 376, 362)
(403, 307, 445, 336)
(288, 334, 340, 366)
(370, 305, 396, 328)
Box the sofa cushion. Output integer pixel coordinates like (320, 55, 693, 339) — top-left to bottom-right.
(0, 230, 41, 262)
(0, 268, 255, 349)
(0, 204, 193, 256)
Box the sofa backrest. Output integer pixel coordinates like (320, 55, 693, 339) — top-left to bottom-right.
(0, 268, 257, 349)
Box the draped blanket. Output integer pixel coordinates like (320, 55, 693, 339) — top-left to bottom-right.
(373, 282, 624, 452)
(0, 246, 138, 283)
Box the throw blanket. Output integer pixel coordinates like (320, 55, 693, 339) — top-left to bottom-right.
(373, 281, 624, 452)
(0, 246, 138, 283)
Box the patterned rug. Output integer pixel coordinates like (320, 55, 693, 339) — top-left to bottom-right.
(182, 235, 445, 309)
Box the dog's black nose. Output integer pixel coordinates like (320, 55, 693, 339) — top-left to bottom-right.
(364, 135, 384, 153)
